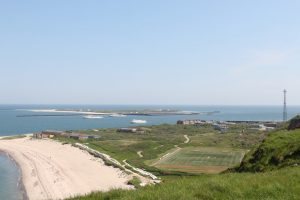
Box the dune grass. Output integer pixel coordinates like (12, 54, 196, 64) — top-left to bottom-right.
(0, 134, 26, 140)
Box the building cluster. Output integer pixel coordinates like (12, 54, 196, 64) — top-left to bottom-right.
(249, 123, 277, 131)
(177, 120, 229, 132)
(33, 130, 101, 140)
(117, 127, 146, 134)
(177, 120, 208, 125)
(212, 123, 229, 132)
(177, 119, 279, 133)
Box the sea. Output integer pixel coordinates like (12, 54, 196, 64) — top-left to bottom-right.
(0, 104, 300, 200)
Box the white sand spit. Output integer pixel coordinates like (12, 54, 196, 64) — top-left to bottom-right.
(0, 137, 131, 200)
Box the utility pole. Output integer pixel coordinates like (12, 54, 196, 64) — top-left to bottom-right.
(283, 89, 287, 122)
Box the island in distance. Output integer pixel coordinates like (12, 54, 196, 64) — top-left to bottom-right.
(18, 108, 220, 117)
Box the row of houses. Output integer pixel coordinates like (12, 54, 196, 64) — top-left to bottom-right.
(33, 130, 101, 140)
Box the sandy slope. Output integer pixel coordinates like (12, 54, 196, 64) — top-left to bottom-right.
(0, 137, 131, 200)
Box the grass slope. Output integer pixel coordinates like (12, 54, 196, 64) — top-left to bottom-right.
(236, 129, 300, 172)
(68, 167, 300, 200)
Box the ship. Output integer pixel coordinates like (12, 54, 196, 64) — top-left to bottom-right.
(131, 119, 147, 124)
(83, 115, 104, 119)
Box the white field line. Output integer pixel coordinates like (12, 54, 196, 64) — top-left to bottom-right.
(239, 151, 246, 163)
(151, 146, 181, 166)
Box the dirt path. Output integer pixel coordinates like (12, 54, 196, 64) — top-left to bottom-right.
(137, 151, 143, 158)
(184, 135, 190, 143)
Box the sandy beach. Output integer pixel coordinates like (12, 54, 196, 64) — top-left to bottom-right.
(0, 137, 132, 200)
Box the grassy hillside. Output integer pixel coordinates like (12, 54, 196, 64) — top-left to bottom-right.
(66, 122, 300, 200)
(68, 167, 300, 200)
(57, 124, 265, 175)
(235, 128, 300, 172)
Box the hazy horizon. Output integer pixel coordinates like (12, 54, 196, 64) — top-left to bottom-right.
(1, 1, 299, 105)
(0, 104, 299, 107)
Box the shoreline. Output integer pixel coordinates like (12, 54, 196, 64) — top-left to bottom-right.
(0, 137, 132, 200)
(0, 151, 28, 200)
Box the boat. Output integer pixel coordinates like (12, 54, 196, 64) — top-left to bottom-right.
(83, 115, 103, 119)
(109, 114, 127, 117)
(131, 119, 147, 124)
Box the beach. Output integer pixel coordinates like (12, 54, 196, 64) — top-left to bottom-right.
(0, 137, 132, 200)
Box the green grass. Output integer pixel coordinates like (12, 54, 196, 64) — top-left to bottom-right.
(67, 167, 300, 200)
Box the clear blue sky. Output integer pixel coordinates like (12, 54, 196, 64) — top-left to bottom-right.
(0, 0, 299, 105)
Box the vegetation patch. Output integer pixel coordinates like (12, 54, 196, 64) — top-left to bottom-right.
(127, 176, 142, 189)
(288, 115, 300, 130)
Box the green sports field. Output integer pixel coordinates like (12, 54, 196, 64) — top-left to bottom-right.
(154, 147, 245, 173)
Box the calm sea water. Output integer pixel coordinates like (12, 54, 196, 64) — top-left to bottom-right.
(0, 104, 300, 200)
(0, 153, 23, 200)
(0, 105, 300, 136)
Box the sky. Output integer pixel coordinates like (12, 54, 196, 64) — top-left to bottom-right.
(0, 0, 299, 105)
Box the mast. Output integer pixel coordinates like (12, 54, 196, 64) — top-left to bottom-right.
(283, 89, 287, 122)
